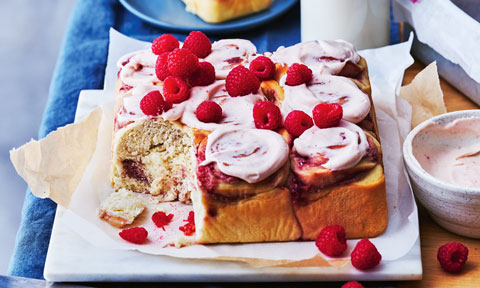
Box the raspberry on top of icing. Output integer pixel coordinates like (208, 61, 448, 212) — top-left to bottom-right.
(294, 120, 369, 171)
(201, 126, 289, 183)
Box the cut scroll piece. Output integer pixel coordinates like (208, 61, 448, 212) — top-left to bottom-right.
(98, 189, 146, 228)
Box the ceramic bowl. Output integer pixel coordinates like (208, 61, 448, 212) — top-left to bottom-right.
(403, 110, 480, 238)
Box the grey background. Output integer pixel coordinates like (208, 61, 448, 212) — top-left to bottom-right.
(0, 0, 75, 273)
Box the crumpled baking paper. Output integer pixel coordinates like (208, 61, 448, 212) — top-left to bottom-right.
(10, 29, 444, 267)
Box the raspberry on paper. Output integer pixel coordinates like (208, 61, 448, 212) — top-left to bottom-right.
(152, 211, 174, 231)
(351, 238, 382, 270)
(315, 225, 347, 257)
(284, 110, 313, 137)
(119, 227, 148, 244)
(225, 65, 260, 97)
(341, 281, 364, 288)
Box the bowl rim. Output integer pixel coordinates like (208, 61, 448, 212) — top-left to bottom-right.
(403, 109, 480, 194)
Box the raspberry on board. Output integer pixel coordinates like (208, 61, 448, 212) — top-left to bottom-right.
(167, 48, 199, 78)
(253, 101, 282, 131)
(119, 227, 148, 244)
(179, 211, 195, 236)
(140, 90, 171, 116)
(182, 31, 212, 58)
(225, 65, 260, 97)
(155, 52, 171, 81)
(351, 238, 382, 270)
(312, 103, 343, 129)
(286, 63, 312, 86)
(163, 76, 190, 104)
(152, 211, 174, 231)
(315, 225, 347, 257)
(188, 62, 216, 87)
(284, 110, 314, 137)
(249, 56, 275, 81)
(152, 34, 179, 55)
(437, 242, 469, 273)
(196, 100, 223, 123)
(341, 281, 364, 288)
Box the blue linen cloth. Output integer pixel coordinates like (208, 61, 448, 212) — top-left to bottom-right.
(8, 0, 399, 280)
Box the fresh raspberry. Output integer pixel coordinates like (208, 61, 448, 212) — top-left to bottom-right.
(284, 110, 314, 137)
(196, 101, 222, 123)
(182, 31, 212, 58)
(249, 56, 275, 81)
(315, 225, 347, 257)
(155, 52, 171, 81)
(179, 211, 195, 236)
(351, 239, 382, 270)
(187, 62, 216, 87)
(286, 63, 313, 86)
(253, 101, 282, 130)
(167, 48, 199, 78)
(312, 103, 343, 128)
(152, 34, 179, 55)
(226, 65, 260, 97)
(341, 281, 364, 288)
(163, 76, 189, 104)
(437, 242, 469, 273)
(119, 227, 148, 244)
(152, 211, 174, 231)
(140, 90, 171, 116)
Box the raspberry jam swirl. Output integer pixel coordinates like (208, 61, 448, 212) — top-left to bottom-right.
(181, 80, 266, 131)
(294, 120, 369, 170)
(118, 50, 158, 87)
(272, 40, 360, 76)
(201, 127, 289, 183)
(280, 74, 370, 123)
(204, 39, 257, 79)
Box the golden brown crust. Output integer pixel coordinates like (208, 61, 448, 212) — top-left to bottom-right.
(182, 0, 273, 23)
(196, 187, 303, 243)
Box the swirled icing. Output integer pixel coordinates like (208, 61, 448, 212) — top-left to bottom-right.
(204, 39, 257, 79)
(272, 40, 360, 75)
(201, 127, 289, 183)
(118, 50, 158, 87)
(294, 120, 369, 170)
(280, 74, 370, 123)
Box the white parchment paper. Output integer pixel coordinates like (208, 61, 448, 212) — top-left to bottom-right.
(57, 29, 420, 266)
(393, 0, 480, 83)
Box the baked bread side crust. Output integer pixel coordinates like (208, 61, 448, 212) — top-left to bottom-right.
(182, 0, 273, 23)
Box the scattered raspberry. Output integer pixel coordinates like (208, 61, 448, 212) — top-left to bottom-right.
(312, 103, 343, 128)
(140, 90, 171, 116)
(196, 100, 222, 123)
(119, 227, 148, 244)
(179, 211, 195, 236)
(152, 211, 174, 231)
(351, 239, 382, 270)
(187, 62, 216, 87)
(155, 52, 171, 81)
(315, 225, 347, 257)
(182, 31, 212, 58)
(286, 63, 312, 86)
(225, 65, 260, 97)
(437, 242, 469, 273)
(253, 101, 282, 130)
(167, 48, 199, 78)
(152, 34, 179, 55)
(341, 281, 364, 288)
(249, 56, 275, 81)
(163, 76, 189, 104)
(284, 110, 313, 137)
